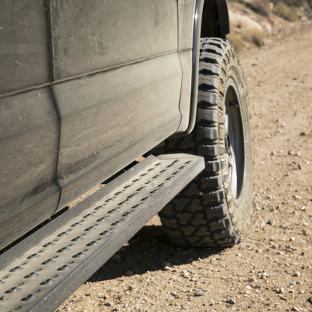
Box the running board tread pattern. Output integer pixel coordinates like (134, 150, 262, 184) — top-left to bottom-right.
(0, 154, 204, 312)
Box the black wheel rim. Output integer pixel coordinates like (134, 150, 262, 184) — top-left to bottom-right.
(224, 78, 245, 202)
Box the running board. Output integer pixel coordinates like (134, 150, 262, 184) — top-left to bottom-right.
(0, 154, 204, 312)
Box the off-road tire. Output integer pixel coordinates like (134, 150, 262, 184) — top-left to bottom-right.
(158, 38, 253, 248)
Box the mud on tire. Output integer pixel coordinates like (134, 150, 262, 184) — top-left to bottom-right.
(158, 38, 253, 248)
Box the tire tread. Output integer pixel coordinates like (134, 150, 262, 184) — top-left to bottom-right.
(156, 38, 252, 248)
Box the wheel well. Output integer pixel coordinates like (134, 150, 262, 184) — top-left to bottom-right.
(201, 0, 230, 38)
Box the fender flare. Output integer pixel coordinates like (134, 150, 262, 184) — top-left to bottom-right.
(184, 0, 230, 135)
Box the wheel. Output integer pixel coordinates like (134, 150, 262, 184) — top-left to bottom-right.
(158, 38, 253, 248)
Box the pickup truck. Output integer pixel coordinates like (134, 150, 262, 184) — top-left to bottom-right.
(0, 1, 253, 311)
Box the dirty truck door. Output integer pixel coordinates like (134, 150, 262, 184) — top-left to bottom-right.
(0, 1, 60, 250)
(50, 0, 182, 210)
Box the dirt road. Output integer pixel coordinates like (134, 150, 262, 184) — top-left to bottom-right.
(56, 26, 312, 312)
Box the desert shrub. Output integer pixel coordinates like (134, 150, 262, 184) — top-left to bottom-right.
(227, 34, 244, 53)
(251, 31, 265, 46)
(246, 0, 271, 17)
(273, 2, 300, 21)
(242, 29, 265, 46)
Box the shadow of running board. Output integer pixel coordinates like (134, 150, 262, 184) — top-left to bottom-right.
(0, 154, 204, 312)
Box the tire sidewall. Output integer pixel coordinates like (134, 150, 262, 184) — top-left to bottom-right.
(223, 46, 253, 234)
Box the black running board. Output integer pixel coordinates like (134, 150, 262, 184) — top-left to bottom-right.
(0, 154, 204, 312)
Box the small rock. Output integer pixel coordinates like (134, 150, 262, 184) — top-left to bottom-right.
(162, 261, 172, 268)
(104, 302, 113, 307)
(299, 290, 305, 294)
(277, 287, 285, 294)
(227, 298, 236, 304)
(271, 150, 277, 156)
(290, 281, 296, 285)
(182, 306, 189, 310)
(261, 272, 268, 278)
(303, 229, 309, 236)
(288, 151, 296, 156)
(294, 272, 301, 277)
(308, 297, 312, 304)
(259, 221, 266, 228)
(300, 132, 307, 136)
(181, 270, 190, 278)
(163, 266, 171, 271)
(292, 307, 300, 311)
(267, 219, 276, 226)
(194, 290, 204, 297)
(281, 222, 291, 229)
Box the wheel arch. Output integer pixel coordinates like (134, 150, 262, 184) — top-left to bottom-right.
(201, 0, 230, 38)
(182, 0, 230, 136)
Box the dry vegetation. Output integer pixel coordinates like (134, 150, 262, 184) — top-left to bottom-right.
(273, 2, 301, 21)
(245, 0, 272, 17)
(244, 29, 265, 46)
(227, 0, 311, 53)
(226, 33, 245, 53)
